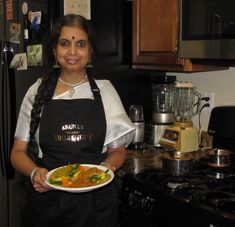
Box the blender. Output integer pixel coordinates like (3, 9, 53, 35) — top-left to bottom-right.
(160, 81, 201, 152)
(145, 76, 176, 147)
(129, 105, 145, 151)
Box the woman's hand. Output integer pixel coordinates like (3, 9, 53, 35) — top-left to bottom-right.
(31, 167, 51, 193)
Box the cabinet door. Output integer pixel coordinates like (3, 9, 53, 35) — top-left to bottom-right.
(132, 0, 228, 72)
(133, 0, 182, 68)
(91, 0, 132, 72)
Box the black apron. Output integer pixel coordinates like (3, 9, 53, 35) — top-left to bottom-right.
(21, 77, 119, 227)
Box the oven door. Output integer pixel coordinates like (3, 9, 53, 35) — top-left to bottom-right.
(119, 205, 156, 227)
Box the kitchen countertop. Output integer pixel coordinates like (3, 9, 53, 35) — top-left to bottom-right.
(116, 144, 210, 179)
(116, 144, 163, 178)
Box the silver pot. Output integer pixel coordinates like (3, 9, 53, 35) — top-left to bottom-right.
(207, 148, 230, 168)
(161, 151, 194, 176)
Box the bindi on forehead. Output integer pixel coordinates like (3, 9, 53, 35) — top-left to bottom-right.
(72, 36, 75, 40)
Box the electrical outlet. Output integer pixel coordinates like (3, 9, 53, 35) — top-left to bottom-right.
(200, 131, 213, 148)
(201, 92, 214, 112)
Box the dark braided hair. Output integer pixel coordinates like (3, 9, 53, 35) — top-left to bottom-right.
(28, 14, 96, 157)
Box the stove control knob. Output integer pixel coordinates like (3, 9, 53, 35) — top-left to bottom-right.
(128, 190, 142, 208)
(121, 186, 130, 202)
(140, 196, 155, 215)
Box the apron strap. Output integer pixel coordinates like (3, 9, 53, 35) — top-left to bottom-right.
(88, 75, 107, 145)
(88, 76, 102, 102)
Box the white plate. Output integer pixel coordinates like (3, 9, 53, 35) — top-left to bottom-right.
(45, 164, 114, 193)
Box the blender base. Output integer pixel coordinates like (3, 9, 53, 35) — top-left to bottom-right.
(160, 125, 199, 152)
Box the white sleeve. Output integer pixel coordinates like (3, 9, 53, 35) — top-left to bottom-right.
(14, 79, 41, 141)
(99, 80, 135, 148)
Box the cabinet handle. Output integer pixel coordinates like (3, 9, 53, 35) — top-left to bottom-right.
(175, 40, 178, 53)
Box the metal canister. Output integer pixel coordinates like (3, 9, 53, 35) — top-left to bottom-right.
(207, 148, 231, 168)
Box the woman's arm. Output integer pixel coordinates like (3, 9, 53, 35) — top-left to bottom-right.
(10, 139, 49, 192)
(102, 145, 127, 172)
(11, 139, 37, 176)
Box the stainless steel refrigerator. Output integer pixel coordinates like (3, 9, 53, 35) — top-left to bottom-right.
(0, 1, 61, 226)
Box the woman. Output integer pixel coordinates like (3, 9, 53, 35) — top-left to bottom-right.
(10, 14, 135, 227)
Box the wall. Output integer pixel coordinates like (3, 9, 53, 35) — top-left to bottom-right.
(167, 67, 235, 131)
(101, 66, 235, 137)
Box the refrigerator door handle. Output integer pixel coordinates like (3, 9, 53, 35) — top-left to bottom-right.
(0, 41, 15, 178)
(0, 43, 6, 177)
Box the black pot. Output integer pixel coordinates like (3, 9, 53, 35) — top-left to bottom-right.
(207, 148, 230, 168)
(161, 151, 193, 176)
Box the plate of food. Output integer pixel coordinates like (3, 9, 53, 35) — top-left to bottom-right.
(45, 163, 114, 193)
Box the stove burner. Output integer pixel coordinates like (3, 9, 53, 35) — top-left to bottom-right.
(167, 181, 189, 189)
(165, 176, 191, 189)
(161, 174, 209, 190)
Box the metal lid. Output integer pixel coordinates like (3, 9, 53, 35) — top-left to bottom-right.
(175, 81, 195, 88)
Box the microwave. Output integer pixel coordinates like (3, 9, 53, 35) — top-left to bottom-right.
(177, 0, 235, 60)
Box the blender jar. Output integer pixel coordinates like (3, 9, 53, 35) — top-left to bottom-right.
(174, 81, 201, 122)
(152, 76, 176, 123)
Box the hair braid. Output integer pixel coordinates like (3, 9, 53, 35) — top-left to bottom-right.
(28, 69, 60, 157)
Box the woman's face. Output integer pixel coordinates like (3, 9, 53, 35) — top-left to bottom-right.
(54, 25, 91, 73)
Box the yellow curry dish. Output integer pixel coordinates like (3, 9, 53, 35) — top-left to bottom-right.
(47, 163, 112, 188)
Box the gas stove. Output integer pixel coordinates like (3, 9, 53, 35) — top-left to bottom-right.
(120, 106, 235, 227)
(119, 159, 235, 227)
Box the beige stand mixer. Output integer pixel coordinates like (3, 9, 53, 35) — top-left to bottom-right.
(160, 81, 201, 152)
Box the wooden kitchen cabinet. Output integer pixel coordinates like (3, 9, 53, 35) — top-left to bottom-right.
(132, 0, 228, 72)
